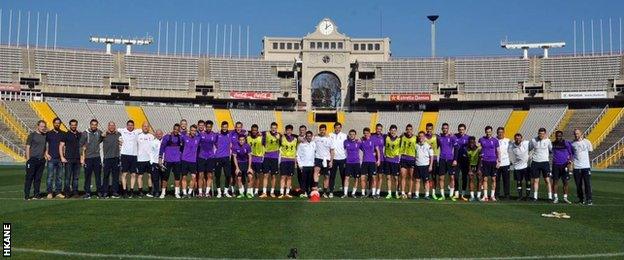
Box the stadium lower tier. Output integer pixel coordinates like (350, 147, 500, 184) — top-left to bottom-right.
(0, 99, 623, 169)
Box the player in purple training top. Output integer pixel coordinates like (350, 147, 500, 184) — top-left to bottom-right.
(178, 124, 200, 198)
(198, 120, 217, 197)
(342, 129, 361, 198)
(478, 126, 500, 202)
(370, 123, 385, 198)
(232, 134, 253, 199)
(454, 123, 471, 201)
(158, 123, 183, 199)
(551, 130, 573, 204)
(436, 123, 458, 201)
(360, 127, 381, 198)
(228, 121, 247, 196)
(214, 121, 233, 198)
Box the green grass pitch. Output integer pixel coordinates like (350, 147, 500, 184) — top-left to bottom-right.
(1, 165, 624, 259)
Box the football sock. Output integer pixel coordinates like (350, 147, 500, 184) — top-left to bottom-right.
(270, 188, 275, 195)
(449, 188, 454, 197)
(470, 191, 475, 198)
(372, 188, 377, 195)
(254, 188, 259, 194)
(161, 188, 166, 195)
(554, 193, 559, 199)
(175, 187, 180, 195)
(343, 186, 348, 194)
(280, 188, 285, 195)
(199, 188, 203, 194)
(182, 189, 187, 196)
(533, 191, 538, 199)
(490, 190, 495, 197)
(207, 187, 211, 194)
(286, 188, 290, 194)
(477, 191, 481, 198)
(361, 189, 365, 196)
(425, 191, 429, 197)
(239, 188, 244, 195)
(217, 188, 222, 195)
(247, 188, 253, 195)
(262, 188, 267, 194)
(548, 192, 553, 200)
(563, 194, 568, 199)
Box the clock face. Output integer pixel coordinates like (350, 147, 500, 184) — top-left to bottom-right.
(319, 20, 334, 35)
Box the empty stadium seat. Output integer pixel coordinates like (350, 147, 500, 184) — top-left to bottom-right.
(518, 106, 567, 139)
(455, 58, 528, 93)
(35, 49, 113, 88)
(541, 55, 621, 92)
(125, 54, 198, 91)
(377, 111, 423, 132)
(141, 105, 182, 132)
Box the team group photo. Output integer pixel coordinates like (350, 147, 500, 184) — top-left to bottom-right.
(2, 0, 624, 259)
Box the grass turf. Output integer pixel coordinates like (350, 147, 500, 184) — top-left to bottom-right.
(1, 166, 623, 259)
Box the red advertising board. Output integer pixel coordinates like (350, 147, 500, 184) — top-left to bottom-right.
(0, 83, 21, 92)
(389, 94, 430, 102)
(229, 92, 273, 100)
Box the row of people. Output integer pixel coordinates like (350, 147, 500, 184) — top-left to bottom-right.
(23, 118, 594, 205)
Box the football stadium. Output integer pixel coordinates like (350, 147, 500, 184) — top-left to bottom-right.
(1, 1, 624, 259)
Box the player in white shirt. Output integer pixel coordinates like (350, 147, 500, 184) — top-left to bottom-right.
(297, 130, 316, 197)
(312, 124, 335, 198)
(509, 133, 531, 200)
(414, 131, 433, 199)
(495, 127, 511, 199)
(328, 122, 347, 198)
(529, 128, 553, 201)
(119, 120, 142, 197)
(571, 129, 593, 205)
(136, 122, 155, 197)
(149, 130, 163, 198)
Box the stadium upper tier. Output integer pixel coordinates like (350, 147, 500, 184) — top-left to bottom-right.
(1, 46, 622, 98)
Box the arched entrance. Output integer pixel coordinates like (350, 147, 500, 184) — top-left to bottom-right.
(311, 72, 341, 108)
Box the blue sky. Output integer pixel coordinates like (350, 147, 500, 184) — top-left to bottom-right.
(1, 0, 623, 57)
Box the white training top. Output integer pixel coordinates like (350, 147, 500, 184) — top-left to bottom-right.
(509, 140, 530, 170)
(150, 138, 162, 164)
(415, 142, 433, 167)
(136, 132, 155, 162)
(498, 138, 511, 166)
(329, 132, 348, 160)
(572, 138, 593, 169)
(118, 128, 141, 156)
(297, 140, 316, 167)
(313, 135, 335, 160)
(529, 137, 552, 163)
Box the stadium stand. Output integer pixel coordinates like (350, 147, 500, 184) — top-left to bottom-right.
(125, 54, 198, 90)
(281, 111, 309, 131)
(559, 107, 605, 140)
(503, 110, 528, 139)
(177, 106, 217, 127)
(141, 105, 182, 132)
(230, 109, 275, 131)
(467, 109, 512, 136)
(357, 60, 444, 94)
(518, 106, 567, 139)
(87, 102, 130, 128)
(2, 101, 42, 131)
(0, 46, 22, 83)
(591, 117, 624, 159)
(34, 49, 114, 88)
(47, 101, 95, 131)
(377, 111, 423, 132)
(455, 58, 528, 93)
(125, 106, 150, 131)
(585, 107, 624, 148)
(343, 112, 372, 133)
(541, 55, 621, 91)
(209, 59, 291, 92)
(435, 110, 475, 134)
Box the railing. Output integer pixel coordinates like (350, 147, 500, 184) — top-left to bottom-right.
(0, 134, 25, 159)
(594, 108, 624, 147)
(584, 105, 608, 137)
(0, 100, 32, 131)
(592, 135, 624, 168)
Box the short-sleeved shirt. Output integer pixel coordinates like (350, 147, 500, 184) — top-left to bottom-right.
(552, 140, 573, 166)
(529, 137, 552, 163)
(313, 135, 335, 160)
(330, 132, 348, 160)
(232, 142, 252, 163)
(510, 141, 530, 169)
(478, 136, 499, 163)
(360, 137, 377, 163)
(137, 132, 155, 162)
(46, 129, 65, 160)
(438, 133, 456, 161)
(61, 130, 82, 160)
(467, 147, 481, 167)
(497, 138, 511, 166)
(415, 142, 433, 167)
(80, 129, 103, 159)
(26, 132, 47, 159)
(344, 138, 361, 164)
(118, 128, 141, 156)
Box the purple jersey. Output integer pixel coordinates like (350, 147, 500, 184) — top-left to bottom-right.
(478, 136, 499, 162)
(371, 133, 385, 162)
(181, 134, 200, 163)
(214, 130, 232, 159)
(159, 133, 183, 163)
(344, 138, 361, 164)
(552, 140, 573, 166)
(198, 131, 217, 159)
(232, 142, 251, 163)
(229, 130, 247, 145)
(454, 133, 471, 159)
(360, 137, 377, 163)
(438, 133, 456, 160)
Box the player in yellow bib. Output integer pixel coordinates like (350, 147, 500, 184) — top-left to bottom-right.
(247, 124, 265, 197)
(278, 125, 298, 199)
(259, 122, 281, 198)
(383, 125, 402, 199)
(399, 124, 417, 199)
(425, 123, 440, 199)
